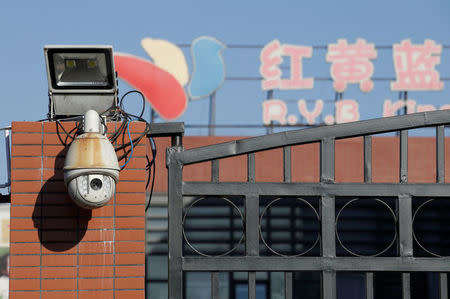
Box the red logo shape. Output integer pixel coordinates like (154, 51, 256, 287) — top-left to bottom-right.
(114, 53, 187, 120)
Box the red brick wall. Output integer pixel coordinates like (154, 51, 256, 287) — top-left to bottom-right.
(9, 121, 147, 299)
(150, 136, 450, 192)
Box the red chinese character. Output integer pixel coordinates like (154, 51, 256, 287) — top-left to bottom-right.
(326, 39, 377, 93)
(260, 40, 313, 90)
(391, 39, 444, 91)
(260, 40, 283, 90)
(280, 44, 313, 89)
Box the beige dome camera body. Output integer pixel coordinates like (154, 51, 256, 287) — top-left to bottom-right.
(63, 110, 119, 209)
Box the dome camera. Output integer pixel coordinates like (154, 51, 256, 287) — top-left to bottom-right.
(63, 110, 119, 209)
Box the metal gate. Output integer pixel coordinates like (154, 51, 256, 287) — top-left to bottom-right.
(166, 110, 450, 299)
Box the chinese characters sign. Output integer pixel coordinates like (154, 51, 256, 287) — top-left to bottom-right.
(326, 39, 377, 93)
(113, 36, 447, 124)
(260, 40, 313, 90)
(261, 39, 446, 125)
(391, 39, 443, 91)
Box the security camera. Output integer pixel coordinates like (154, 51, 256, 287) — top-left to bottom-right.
(66, 174, 116, 209)
(63, 110, 119, 209)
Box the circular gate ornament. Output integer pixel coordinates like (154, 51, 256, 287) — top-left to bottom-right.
(182, 197, 245, 257)
(335, 197, 397, 257)
(259, 197, 320, 257)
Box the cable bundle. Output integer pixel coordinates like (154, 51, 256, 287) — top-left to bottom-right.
(52, 90, 157, 211)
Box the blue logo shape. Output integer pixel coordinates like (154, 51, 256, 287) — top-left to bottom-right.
(188, 36, 226, 100)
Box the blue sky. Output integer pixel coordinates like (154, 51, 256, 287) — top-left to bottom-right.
(0, 0, 449, 189)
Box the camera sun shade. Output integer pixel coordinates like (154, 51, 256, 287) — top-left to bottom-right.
(63, 110, 119, 209)
(44, 45, 118, 119)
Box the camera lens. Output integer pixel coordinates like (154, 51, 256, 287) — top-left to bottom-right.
(90, 178, 103, 190)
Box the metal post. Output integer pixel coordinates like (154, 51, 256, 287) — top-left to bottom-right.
(436, 126, 447, 299)
(399, 130, 412, 299)
(285, 272, 293, 299)
(266, 90, 274, 135)
(440, 273, 448, 299)
(209, 92, 216, 136)
(320, 138, 336, 299)
(171, 135, 183, 147)
(283, 145, 293, 299)
(364, 136, 372, 183)
(283, 146, 291, 183)
(334, 92, 338, 125)
(0, 129, 11, 190)
(150, 108, 156, 123)
(364, 135, 374, 299)
(5, 129, 10, 189)
(211, 272, 220, 299)
(334, 92, 343, 124)
(246, 153, 258, 299)
(403, 91, 408, 115)
(366, 272, 374, 299)
(167, 146, 184, 299)
(436, 125, 445, 184)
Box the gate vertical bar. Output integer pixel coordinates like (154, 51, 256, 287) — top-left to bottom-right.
(167, 147, 184, 299)
(399, 130, 412, 299)
(364, 136, 374, 299)
(366, 272, 374, 299)
(284, 146, 291, 183)
(212, 159, 219, 183)
(211, 159, 220, 298)
(246, 213, 258, 299)
(285, 272, 293, 299)
(283, 146, 293, 299)
(400, 130, 408, 184)
(364, 136, 372, 183)
(436, 125, 448, 299)
(248, 272, 256, 299)
(436, 125, 445, 184)
(320, 138, 336, 299)
(247, 153, 258, 299)
(211, 272, 220, 299)
(440, 273, 448, 299)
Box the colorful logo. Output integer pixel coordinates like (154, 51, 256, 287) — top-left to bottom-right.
(188, 37, 226, 100)
(114, 36, 226, 120)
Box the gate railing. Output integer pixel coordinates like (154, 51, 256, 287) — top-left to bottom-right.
(167, 110, 450, 299)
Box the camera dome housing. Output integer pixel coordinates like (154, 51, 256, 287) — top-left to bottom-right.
(63, 110, 119, 209)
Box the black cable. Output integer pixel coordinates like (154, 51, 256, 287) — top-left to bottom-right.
(55, 119, 79, 146)
(145, 137, 157, 212)
(115, 97, 157, 210)
(145, 155, 152, 189)
(111, 96, 157, 210)
(110, 118, 128, 144)
(55, 120, 68, 146)
(65, 125, 79, 145)
(46, 90, 157, 212)
(99, 116, 108, 135)
(114, 109, 151, 160)
(119, 90, 146, 119)
(145, 139, 157, 189)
